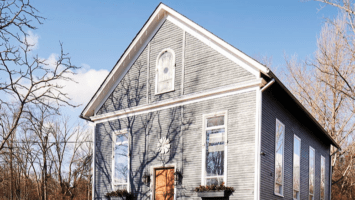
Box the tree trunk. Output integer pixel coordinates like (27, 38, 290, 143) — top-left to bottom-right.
(42, 136, 48, 200)
(10, 139, 13, 200)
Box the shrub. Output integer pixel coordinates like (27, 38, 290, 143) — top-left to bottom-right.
(194, 182, 235, 195)
(105, 189, 134, 199)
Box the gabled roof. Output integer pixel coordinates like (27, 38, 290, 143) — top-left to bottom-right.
(79, 3, 269, 120)
(79, 3, 340, 149)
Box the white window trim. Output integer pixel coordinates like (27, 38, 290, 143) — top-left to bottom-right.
(201, 110, 228, 186)
(321, 155, 326, 200)
(309, 146, 315, 200)
(293, 134, 301, 200)
(155, 48, 176, 95)
(112, 129, 130, 192)
(274, 118, 285, 197)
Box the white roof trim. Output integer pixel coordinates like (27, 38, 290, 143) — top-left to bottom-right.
(91, 79, 263, 123)
(81, 3, 269, 119)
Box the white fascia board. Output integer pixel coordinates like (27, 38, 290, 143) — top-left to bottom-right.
(91, 78, 263, 123)
(81, 6, 168, 118)
(161, 4, 269, 76)
(166, 15, 259, 77)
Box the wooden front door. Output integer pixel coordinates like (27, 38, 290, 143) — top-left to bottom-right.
(155, 168, 174, 200)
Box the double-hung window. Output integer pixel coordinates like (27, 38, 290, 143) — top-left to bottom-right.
(112, 129, 129, 191)
(320, 156, 326, 200)
(309, 147, 315, 200)
(274, 119, 285, 196)
(202, 111, 227, 186)
(293, 135, 301, 200)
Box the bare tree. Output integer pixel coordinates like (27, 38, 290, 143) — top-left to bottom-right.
(49, 118, 92, 200)
(0, 0, 79, 152)
(312, 0, 355, 100)
(285, 14, 355, 199)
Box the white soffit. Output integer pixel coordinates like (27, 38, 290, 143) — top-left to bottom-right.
(81, 3, 269, 119)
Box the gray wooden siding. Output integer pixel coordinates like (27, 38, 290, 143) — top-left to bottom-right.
(184, 32, 255, 95)
(260, 87, 331, 200)
(96, 19, 255, 116)
(97, 47, 148, 115)
(149, 20, 183, 102)
(94, 90, 257, 200)
(182, 90, 257, 200)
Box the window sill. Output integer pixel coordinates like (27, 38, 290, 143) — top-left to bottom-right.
(274, 192, 284, 197)
(155, 89, 175, 95)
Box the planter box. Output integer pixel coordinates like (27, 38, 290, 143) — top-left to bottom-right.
(197, 191, 225, 198)
(110, 197, 126, 200)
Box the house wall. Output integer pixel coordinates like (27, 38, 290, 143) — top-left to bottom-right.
(184, 32, 255, 95)
(97, 47, 149, 115)
(149, 20, 183, 102)
(94, 89, 257, 200)
(94, 17, 259, 200)
(97, 19, 256, 115)
(260, 87, 331, 200)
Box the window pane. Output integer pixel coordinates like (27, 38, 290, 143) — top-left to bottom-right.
(114, 143, 128, 184)
(275, 120, 284, 195)
(207, 116, 224, 127)
(157, 50, 174, 93)
(293, 190, 300, 199)
(275, 183, 282, 195)
(206, 177, 223, 186)
(158, 51, 173, 81)
(116, 133, 128, 144)
(309, 148, 315, 195)
(321, 156, 325, 199)
(293, 136, 301, 197)
(206, 128, 225, 178)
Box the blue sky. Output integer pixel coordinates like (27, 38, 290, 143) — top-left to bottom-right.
(27, 0, 338, 120)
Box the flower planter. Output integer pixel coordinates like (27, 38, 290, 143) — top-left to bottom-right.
(197, 191, 225, 198)
(109, 197, 126, 200)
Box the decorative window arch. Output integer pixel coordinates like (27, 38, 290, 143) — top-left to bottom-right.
(155, 48, 175, 94)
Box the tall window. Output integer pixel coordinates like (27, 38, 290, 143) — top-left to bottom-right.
(112, 129, 129, 190)
(320, 156, 326, 200)
(155, 48, 175, 94)
(203, 112, 227, 186)
(309, 147, 315, 200)
(293, 135, 301, 200)
(274, 119, 285, 196)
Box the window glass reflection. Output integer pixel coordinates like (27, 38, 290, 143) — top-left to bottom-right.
(293, 136, 301, 200)
(274, 120, 285, 196)
(320, 156, 325, 200)
(114, 132, 128, 189)
(309, 147, 315, 200)
(205, 115, 225, 186)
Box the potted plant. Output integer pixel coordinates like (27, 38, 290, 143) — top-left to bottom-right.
(105, 189, 134, 200)
(194, 182, 235, 198)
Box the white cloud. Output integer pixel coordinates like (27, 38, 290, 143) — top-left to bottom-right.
(23, 30, 39, 50)
(36, 53, 109, 107)
(6, 51, 109, 111)
(46, 53, 59, 69)
(60, 65, 109, 107)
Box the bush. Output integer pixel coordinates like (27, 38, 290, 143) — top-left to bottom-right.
(105, 189, 134, 199)
(194, 182, 235, 195)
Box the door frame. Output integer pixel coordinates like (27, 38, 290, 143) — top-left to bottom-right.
(150, 163, 177, 200)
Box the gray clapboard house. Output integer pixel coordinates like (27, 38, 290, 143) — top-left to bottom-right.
(80, 3, 340, 200)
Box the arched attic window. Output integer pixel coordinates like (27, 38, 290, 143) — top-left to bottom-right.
(155, 48, 175, 94)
